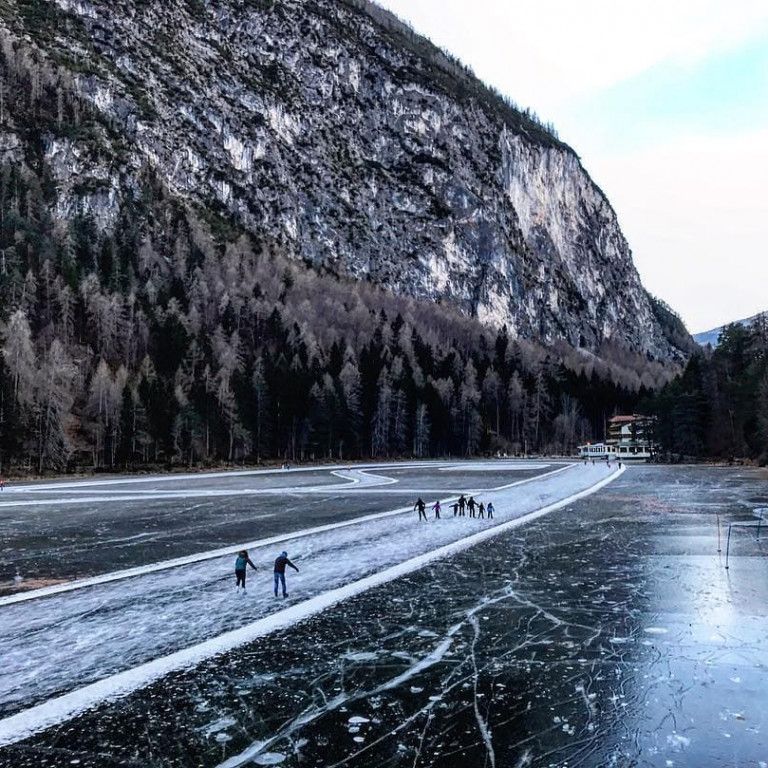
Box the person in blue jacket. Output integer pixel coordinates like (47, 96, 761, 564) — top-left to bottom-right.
(274, 551, 299, 597)
(235, 550, 257, 592)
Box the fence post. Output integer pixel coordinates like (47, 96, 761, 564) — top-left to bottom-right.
(717, 513, 721, 553)
(725, 524, 733, 569)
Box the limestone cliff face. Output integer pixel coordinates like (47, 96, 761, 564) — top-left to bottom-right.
(0, 0, 688, 360)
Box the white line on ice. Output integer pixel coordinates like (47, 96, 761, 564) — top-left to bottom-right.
(0, 464, 574, 607)
(0, 465, 623, 747)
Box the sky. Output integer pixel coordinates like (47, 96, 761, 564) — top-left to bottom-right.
(375, 0, 768, 333)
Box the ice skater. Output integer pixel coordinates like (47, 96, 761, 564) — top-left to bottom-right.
(458, 494, 467, 516)
(487, 502, 494, 519)
(432, 500, 441, 519)
(467, 496, 477, 518)
(478, 502, 485, 519)
(235, 549, 257, 592)
(273, 551, 299, 598)
(451, 501, 460, 517)
(414, 497, 428, 522)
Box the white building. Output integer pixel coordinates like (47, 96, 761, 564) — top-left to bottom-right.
(578, 414, 657, 461)
(577, 442, 617, 460)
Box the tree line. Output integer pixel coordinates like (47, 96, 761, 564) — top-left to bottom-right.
(0, 160, 662, 474)
(643, 319, 768, 463)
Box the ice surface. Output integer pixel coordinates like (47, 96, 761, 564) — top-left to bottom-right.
(0, 463, 618, 743)
(3, 464, 766, 768)
(0, 461, 558, 588)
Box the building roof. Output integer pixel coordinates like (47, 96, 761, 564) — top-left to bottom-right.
(608, 414, 654, 424)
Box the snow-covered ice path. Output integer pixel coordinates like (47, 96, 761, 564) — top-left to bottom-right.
(0, 462, 618, 741)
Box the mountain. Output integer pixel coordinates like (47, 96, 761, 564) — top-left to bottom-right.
(0, 0, 691, 360)
(0, 0, 694, 471)
(693, 314, 764, 347)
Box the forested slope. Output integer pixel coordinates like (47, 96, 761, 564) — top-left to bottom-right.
(645, 318, 768, 462)
(0, 0, 692, 472)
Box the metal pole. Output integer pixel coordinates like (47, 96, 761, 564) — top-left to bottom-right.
(758, 514, 763, 542)
(725, 524, 732, 569)
(717, 513, 721, 553)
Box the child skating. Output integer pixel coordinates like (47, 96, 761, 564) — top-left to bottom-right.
(432, 500, 441, 519)
(235, 550, 257, 593)
(487, 502, 495, 519)
(273, 551, 299, 598)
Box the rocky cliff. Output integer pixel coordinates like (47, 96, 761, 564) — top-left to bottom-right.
(0, 0, 689, 361)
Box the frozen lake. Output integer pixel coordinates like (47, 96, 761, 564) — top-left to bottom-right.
(0, 461, 553, 586)
(1, 462, 767, 766)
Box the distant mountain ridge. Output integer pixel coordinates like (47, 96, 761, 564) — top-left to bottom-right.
(694, 314, 764, 347)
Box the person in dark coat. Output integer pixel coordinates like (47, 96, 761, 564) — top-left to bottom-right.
(478, 502, 485, 519)
(451, 501, 460, 517)
(458, 494, 467, 516)
(467, 496, 477, 518)
(235, 550, 257, 592)
(274, 551, 299, 597)
(414, 498, 428, 522)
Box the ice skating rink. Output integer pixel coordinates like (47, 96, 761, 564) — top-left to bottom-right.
(2, 462, 767, 768)
(0, 461, 614, 734)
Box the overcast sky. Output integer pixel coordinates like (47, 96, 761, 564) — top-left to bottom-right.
(375, 0, 768, 333)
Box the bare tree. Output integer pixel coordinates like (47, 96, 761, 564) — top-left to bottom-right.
(1, 309, 37, 406)
(413, 402, 430, 457)
(35, 339, 76, 472)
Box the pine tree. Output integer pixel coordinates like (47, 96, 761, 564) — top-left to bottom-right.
(756, 372, 768, 460)
(251, 354, 270, 461)
(371, 368, 392, 457)
(459, 360, 481, 455)
(507, 371, 524, 447)
(338, 356, 362, 457)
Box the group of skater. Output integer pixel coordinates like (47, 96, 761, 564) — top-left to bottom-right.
(234, 549, 299, 596)
(235, 493, 501, 595)
(583, 457, 623, 468)
(413, 494, 495, 522)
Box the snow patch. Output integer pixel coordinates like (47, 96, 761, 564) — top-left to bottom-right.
(666, 733, 690, 751)
(253, 754, 286, 766)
